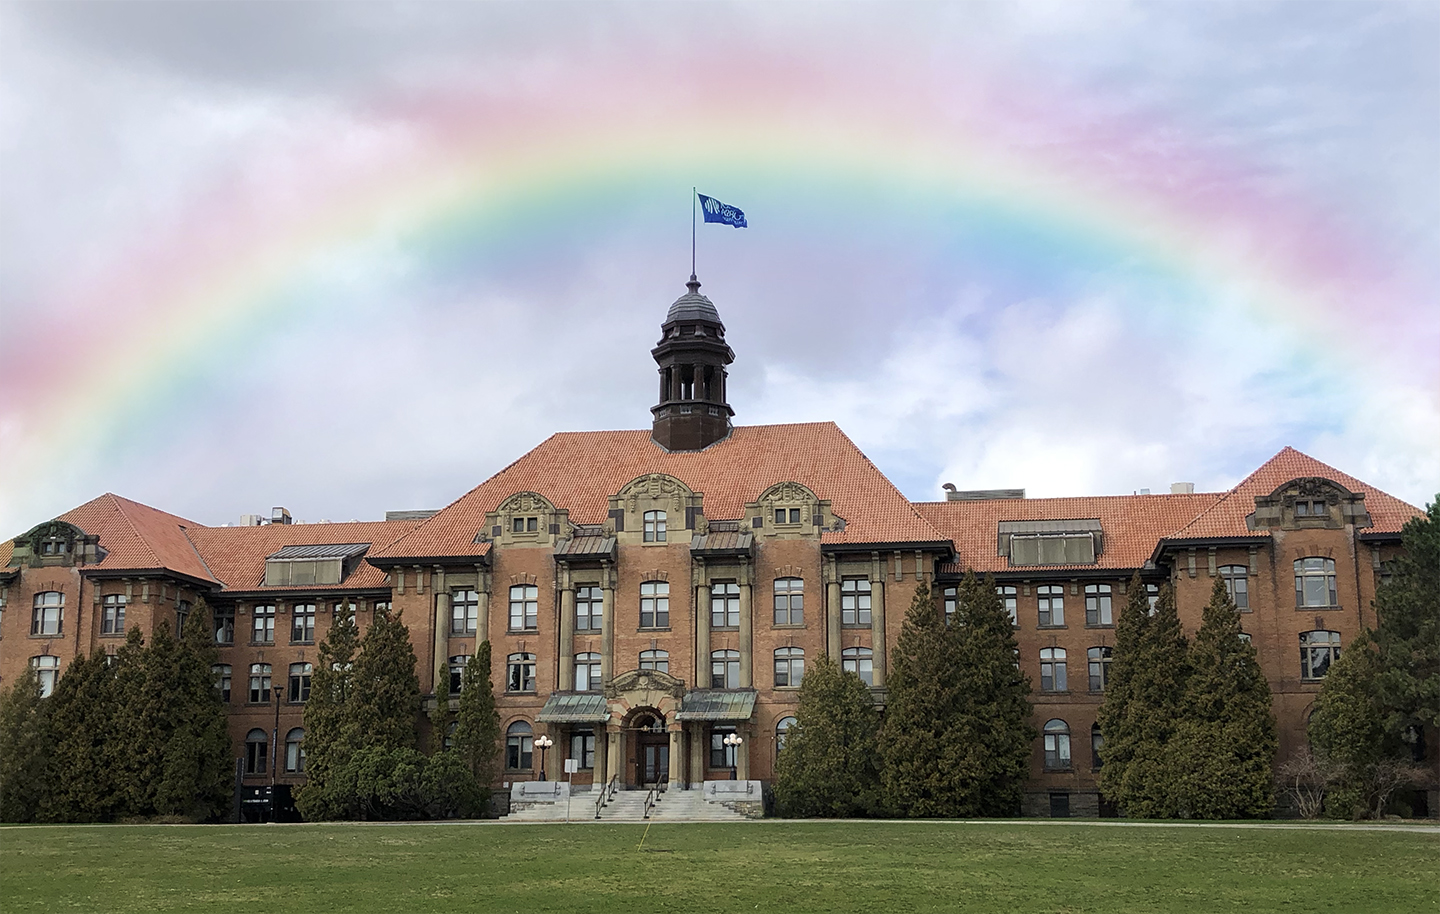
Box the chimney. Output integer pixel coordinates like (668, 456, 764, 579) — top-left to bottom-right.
(1170, 482, 1195, 495)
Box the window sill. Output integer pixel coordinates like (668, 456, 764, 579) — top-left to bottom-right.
(1296, 605, 1342, 612)
(1044, 767, 1074, 774)
(29, 632, 64, 638)
(1040, 690, 1071, 696)
(507, 629, 539, 635)
(771, 623, 806, 629)
(250, 641, 276, 647)
(774, 685, 801, 692)
(290, 640, 315, 646)
(450, 631, 477, 638)
(1084, 623, 1114, 630)
(504, 691, 538, 696)
(840, 623, 872, 630)
(575, 627, 603, 634)
(710, 626, 739, 633)
(99, 632, 127, 638)
(639, 627, 671, 633)
(1037, 625, 1068, 631)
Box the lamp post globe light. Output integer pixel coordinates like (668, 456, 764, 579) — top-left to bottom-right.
(535, 734, 554, 781)
(723, 732, 743, 781)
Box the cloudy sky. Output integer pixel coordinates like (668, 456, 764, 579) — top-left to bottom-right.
(1, 1, 1436, 535)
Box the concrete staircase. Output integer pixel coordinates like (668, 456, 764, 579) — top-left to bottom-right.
(504, 786, 750, 823)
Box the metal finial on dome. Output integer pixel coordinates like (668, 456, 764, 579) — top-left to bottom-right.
(687, 273, 701, 295)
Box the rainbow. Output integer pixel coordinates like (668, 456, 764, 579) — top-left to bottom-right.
(2, 40, 1434, 519)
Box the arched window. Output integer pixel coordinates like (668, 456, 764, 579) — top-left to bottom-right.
(776, 716, 798, 752)
(290, 603, 316, 644)
(1087, 647, 1112, 692)
(1295, 558, 1337, 608)
(774, 647, 804, 688)
(30, 655, 60, 698)
(643, 510, 667, 543)
(640, 581, 669, 628)
(30, 591, 63, 636)
(1084, 584, 1112, 626)
(710, 650, 740, 689)
(1043, 719, 1071, 770)
(245, 728, 268, 775)
(508, 585, 538, 631)
(1037, 586, 1064, 627)
(639, 649, 669, 672)
(997, 585, 1019, 626)
(1040, 647, 1067, 692)
(773, 578, 804, 625)
(1091, 723, 1104, 769)
(1219, 565, 1249, 610)
(284, 728, 306, 773)
(1300, 630, 1342, 680)
(841, 647, 873, 686)
(710, 581, 740, 628)
(212, 664, 232, 702)
(574, 652, 602, 691)
(102, 594, 126, 635)
(1146, 584, 1159, 615)
(449, 655, 468, 696)
(248, 663, 272, 703)
(506, 721, 534, 770)
(288, 662, 312, 703)
(506, 652, 536, 693)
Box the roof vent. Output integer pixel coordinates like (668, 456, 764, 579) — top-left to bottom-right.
(1138, 488, 1151, 495)
(271, 507, 292, 525)
(1170, 482, 1195, 495)
(946, 488, 1026, 501)
(385, 510, 439, 521)
(239, 514, 265, 527)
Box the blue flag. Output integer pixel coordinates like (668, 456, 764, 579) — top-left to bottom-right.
(697, 193, 747, 228)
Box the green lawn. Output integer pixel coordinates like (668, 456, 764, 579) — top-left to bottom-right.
(3, 820, 1436, 913)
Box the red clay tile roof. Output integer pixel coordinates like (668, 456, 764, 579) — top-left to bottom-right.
(1166, 446, 1422, 541)
(184, 520, 421, 592)
(45, 494, 220, 583)
(918, 492, 1221, 575)
(372, 423, 947, 560)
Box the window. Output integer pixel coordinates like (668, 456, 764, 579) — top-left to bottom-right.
(451, 589, 478, 634)
(774, 647, 804, 687)
(640, 581, 669, 628)
(213, 664, 232, 702)
(288, 662, 312, 703)
(506, 652, 537, 693)
(574, 652, 602, 691)
(773, 578, 804, 625)
(30, 591, 63, 636)
(710, 581, 740, 628)
(291, 603, 316, 643)
(509, 585, 538, 631)
(1295, 558, 1338, 608)
(39, 538, 70, 556)
(576, 586, 602, 631)
(997, 586, 1019, 626)
(710, 727, 738, 769)
(444, 721, 458, 751)
(942, 586, 957, 624)
(1146, 584, 1159, 614)
(249, 663, 273, 703)
(1037, 585, 1064, 627)
(1040, 647, 1068, 692)
(1087, 646, 1112, 692)
(506, 721, 534, 770)
(776, 716, 797, 752)
(1091, 723, 1104, 769)
(639, 649, 669, 673)
(1219, 565, 1249, 610)
(245, 729, 268, 775)
(1043, 719, 1071, 770)
(841, 578, 872, 626)
(252, 604, 276, 644)
(449, 655, 468, 696)
(31, 655, 60, 698)
(710, 650, 740, 689)
(102, 594, 126, 635)
(175, 600, 191, 635)
(643, 510, 667, 543)
(285, 728, 306, 773)
(1294, 499, 1328, 518)
(774, 507, 802, 525)
(511, 516, 538, 533)
(1300, 630, 1342, 680)
(570, 730, 596, 769)
(1008, 533, 1097, 565)
(841, 647, 873, 686)
(1084, 584, 1112, 626)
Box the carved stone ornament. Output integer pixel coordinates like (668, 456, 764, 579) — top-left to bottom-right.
(617, 473, 694, 516)
(21, 520, 84, 551)
(497, 491, 556, 514)
(758, 481, 818, 506)
(604, 667, 685, 700)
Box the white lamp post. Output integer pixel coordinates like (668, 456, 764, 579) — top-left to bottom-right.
(723, 732, 743, 781)
(535, 734, 554, 781)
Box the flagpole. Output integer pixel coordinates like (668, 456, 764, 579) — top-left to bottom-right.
(691, 186, 697, 278)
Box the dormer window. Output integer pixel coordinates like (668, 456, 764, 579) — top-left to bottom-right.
(774, 508, 802, 525)
(643, 510, 667, 543)
(512, 517, 539, 534)
(999, 520, 1102, 566)
(1294, 500, 1327, 517)
(263, 543, 369, 587)
(40, 539, 69, 556)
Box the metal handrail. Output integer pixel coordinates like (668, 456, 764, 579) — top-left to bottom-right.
(642, 780, 667, 819)
(594, 774, 619, 819)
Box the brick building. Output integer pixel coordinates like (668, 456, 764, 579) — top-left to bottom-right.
(0, 277, 1428, 817)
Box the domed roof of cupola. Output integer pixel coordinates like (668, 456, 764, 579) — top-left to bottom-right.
(665, 275, 722, 325)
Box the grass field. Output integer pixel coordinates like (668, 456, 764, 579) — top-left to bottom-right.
(3, 820, 1437, 913)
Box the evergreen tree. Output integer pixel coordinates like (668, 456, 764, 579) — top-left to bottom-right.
(453, 641, 500, 793)
(109, 626, 160, 817)
(1372, 498, 1440, 734)
(1165, 578, 1277, 818)
(1098, 578, 1190, 817)
(296, 605, 361, 821)
(153, 599, 232, 819)
(774, 654, 881, 817)
(947, 572, 1035, 816)
(880, 579, 960, 816)
(0, 669, 48, 823)
(1309, 630, 1396, 818)
(350, 605, 421, 752)
(39, 652, 119, 822)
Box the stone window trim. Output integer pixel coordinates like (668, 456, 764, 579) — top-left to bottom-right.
(1043, 719, 1072, 771)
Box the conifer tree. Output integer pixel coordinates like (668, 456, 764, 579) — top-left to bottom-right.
(350, 605, 421, 752)
(880, 579, 960, 815)
(0, 669, 48, 823)
(1096, 573, 1151, 808)
(1165, 578, 1276, 818)
(39, 652, 119, 822)
(153, 600, 232, 819)
(1309, 630, 1393, 819)
(109, 626, 159, 817)
(453, 641, 500, 792)
(1372, 498, 1440, 734)
(774, 654, 881, 817)
(296, 605, 361, 820)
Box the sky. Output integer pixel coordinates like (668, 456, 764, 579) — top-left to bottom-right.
(1, 1, 1437, 535)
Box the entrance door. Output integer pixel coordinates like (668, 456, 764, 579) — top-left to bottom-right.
(641, 743, 669, 785)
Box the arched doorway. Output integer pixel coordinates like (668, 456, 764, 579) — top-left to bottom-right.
(629, 710, 669, 787)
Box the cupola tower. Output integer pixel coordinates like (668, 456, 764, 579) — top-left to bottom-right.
(650, 275, 735, 451)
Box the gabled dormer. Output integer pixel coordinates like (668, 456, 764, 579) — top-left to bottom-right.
(1248, 477, 1372, 531)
